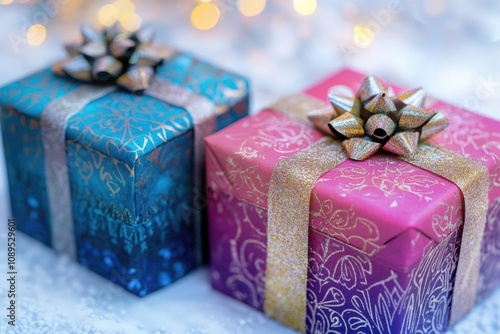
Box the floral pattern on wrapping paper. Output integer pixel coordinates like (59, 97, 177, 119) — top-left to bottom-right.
(310, 191, 381, 255)
(326, 156, 447, 201)
(307, 236, 402, 334)
(66, 92, 192, 163)
(307, 227, 460, 334)
(431, 194, 463, 239)
(210, 188, 464, 333)
(228, 112, 316, 160)
(397, 228, 460, 333)
(432, 105, 500, 195)
(220, 112, 317, 206)
(67, 142, 136, 221)
(135, 131, 194, 220)
(209, 188, 268, 310)
(69, 132, 195, 250)
(223, 156, 269, 206)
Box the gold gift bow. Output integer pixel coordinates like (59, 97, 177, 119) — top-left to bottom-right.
(53, 24, 166, 93)
(308, 76, 449, 161)
(264, 93, 489, 332)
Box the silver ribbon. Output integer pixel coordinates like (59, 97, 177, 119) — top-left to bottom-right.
(41, 85, 115, 259)
(41, 78, 216, 263)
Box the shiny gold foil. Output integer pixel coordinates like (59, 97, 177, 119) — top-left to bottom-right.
(363, 93, 397, 115)
(397, 87, 425, 108)
(307, 106, 338, 135)
(343, 136, 382, 160)
(364, 113, 396, 140)
(398, 105, 434, 129)
(328, 112, 365, 138)
(329, 93, 361, 116)
(117, 66, 154, 93)
(55, 24, 167, 93)
(61, 55, 93, 82)
(319, 76, 449, 161)
(383, 131, 419, 155)
(420, 111, 450, 140)
(358, 76, 385, 102)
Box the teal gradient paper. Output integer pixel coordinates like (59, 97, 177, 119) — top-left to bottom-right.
(0, 52, 249, 296)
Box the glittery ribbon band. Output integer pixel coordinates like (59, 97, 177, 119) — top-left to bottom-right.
(265, 137, 347, 332)
(265, 95, 489, 331)
(41, 74, 216, 263)
(42, 85, 115, 259)
(402, 144, 489, 324)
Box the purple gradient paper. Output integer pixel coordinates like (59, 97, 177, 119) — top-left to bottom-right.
(209, 189, 472, 333)
(206, 69, 500, 333)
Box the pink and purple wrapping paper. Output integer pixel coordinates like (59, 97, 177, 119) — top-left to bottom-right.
(205, 68, 500, 333)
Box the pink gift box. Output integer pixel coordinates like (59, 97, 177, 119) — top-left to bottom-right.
(205, 69, 500, 333)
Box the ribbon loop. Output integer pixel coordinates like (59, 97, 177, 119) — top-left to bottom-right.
(308, 76, 450, 161)
(53, 24, 167, 93)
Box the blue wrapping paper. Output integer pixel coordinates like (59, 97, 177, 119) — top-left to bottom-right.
(0, 52, 250, 296)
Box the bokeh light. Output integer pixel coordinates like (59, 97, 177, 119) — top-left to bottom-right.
(120, 12, 142, 31)
(27, 24, 46, 46)
(343, 2, 359, 20)
(293, 0, 317, 16)
(424, 0, 447, 17)
(191, 2, 221, 30)
(353, 25, 374, 47)
(97, 0, 141, 31)
(0, 0, 14, 5)
(98, 4, 119, 27)
(238, 0, 266, 18)
(114, 0, 135, 14)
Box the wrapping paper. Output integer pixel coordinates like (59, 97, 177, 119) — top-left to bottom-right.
(206, 69, 500, 333)
(0, 52, 250, 296)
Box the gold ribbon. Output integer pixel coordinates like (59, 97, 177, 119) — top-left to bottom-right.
(265, 137, 347, 332)
(265, 95, 489, 331)
(403, 144, 489, 324)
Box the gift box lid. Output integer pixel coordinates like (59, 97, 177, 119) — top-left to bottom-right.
(0, 53, 249, 165)
(205, 68, 500, 271)
(0, 52, 249, 224)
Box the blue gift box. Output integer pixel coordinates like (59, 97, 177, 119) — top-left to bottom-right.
(0, 52, 249, 296)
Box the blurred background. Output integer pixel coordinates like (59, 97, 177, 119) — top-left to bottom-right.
(0, 0, 499, 333)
